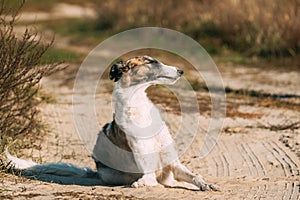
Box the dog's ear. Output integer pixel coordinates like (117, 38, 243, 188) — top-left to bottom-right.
(109, 60, 124, 82)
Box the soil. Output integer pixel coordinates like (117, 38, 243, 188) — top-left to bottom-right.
(1, 3, 300, 200)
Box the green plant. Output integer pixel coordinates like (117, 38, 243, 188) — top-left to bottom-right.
(41, 47, 81, 64)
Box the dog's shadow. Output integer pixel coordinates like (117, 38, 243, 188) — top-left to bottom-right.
(1, 159, 203, 191)
(1, 160, 106, 186)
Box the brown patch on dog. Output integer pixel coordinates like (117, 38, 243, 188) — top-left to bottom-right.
(120, 57, 153, 87)
(104, 120, 132, 152)
(125, 57, 146, 70)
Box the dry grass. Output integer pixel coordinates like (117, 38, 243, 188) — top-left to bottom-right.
(92, 0, 300, 58)
(0, 0, 63, 152)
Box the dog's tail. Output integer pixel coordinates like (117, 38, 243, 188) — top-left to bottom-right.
(3, 150, 104, 186)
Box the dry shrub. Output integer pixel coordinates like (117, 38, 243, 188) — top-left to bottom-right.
(94, 0, 300, 57)
(0, 0, 62, 151)
(207, 0, 300, 56)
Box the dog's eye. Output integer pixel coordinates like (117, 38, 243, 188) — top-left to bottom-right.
(148, 59, 158, 64)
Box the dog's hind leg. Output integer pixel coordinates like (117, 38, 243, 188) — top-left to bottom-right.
(157, 166, 182, 187)
(157, 166, 200, 190)
(97, 167, 142, 186)
(171, 160, 218, 191)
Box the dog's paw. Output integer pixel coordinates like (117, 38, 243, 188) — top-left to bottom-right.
(131, 177, 159, 188)
(192, 176, 220, 191)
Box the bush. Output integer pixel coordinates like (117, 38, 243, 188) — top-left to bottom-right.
(0, 0, 62, 151)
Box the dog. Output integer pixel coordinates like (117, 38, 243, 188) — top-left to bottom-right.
(5, 56, 217, 191)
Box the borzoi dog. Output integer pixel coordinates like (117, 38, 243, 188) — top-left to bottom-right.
(5, 56, 217, 191)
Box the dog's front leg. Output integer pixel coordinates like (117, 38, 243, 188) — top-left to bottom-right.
(128, 139, 160, 187)
(131, 173, 158, 188)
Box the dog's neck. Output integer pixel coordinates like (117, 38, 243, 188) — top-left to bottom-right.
(113, 82, 162, 135)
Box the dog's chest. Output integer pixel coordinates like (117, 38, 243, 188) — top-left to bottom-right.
(114, 86, 158, 130)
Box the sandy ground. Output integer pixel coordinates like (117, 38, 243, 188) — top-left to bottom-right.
(1, 3, 300, 200)
(1, 61, 300, 200)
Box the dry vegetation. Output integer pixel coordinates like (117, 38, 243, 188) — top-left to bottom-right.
(0, 1, 62, 152)
(94, 0, 300, 58)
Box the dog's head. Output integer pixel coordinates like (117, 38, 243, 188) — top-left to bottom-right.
(109, 56, 183, 87)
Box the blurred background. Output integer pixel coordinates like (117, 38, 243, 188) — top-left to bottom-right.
(7, 0, 300, 67)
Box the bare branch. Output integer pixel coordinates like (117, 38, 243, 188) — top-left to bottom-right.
(0, 0, 62, 151)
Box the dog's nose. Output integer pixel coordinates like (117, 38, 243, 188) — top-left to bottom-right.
(177, 69, 184, 76)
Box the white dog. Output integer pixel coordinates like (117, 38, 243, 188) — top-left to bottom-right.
(5, 56, 216, 191)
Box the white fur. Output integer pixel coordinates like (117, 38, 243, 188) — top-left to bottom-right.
(6, 149, 37, 169)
